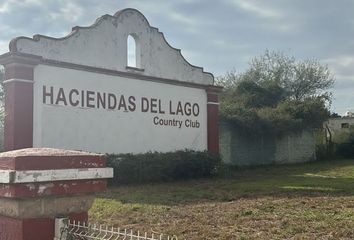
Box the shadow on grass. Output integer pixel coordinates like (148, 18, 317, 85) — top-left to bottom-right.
(98, 159, 354, 206)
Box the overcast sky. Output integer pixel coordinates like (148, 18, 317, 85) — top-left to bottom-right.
(0, 0, 353, 114)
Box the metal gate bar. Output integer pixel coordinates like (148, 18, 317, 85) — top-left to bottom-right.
(54, 217, 179, 240)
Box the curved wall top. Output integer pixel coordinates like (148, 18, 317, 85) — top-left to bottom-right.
(8, 8, 214, 85)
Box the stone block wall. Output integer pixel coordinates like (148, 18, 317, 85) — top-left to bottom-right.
(219, 121, 316, 167)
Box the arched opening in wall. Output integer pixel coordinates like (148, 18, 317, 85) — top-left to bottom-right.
(127, 34, 141, 68)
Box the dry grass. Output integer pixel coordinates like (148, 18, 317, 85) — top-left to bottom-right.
(90, 159, 354, 239)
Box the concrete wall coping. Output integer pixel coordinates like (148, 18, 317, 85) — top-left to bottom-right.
(0, 148, 101, 157)
(0, 168, 113, 184)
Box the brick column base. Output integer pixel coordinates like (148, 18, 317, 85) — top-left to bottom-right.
(0, 148, 113, 240)
(0, 212, 86, 240)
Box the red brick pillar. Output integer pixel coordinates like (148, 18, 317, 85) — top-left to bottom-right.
(0, 54, 41, 151)
(0, 148, 113, 240)
(206, 86, 222, 154)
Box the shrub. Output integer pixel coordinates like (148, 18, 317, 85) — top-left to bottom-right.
(106, 150, 221, 185)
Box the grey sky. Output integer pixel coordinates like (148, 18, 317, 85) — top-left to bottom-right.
(0, 0, 353, 114)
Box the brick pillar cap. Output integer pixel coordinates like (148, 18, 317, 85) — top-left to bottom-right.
(0, 148, 106, 171)
(0, 148, 112, 198)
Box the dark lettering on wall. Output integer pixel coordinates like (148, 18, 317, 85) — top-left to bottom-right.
(141, 97, 149, 112)
(69, 89, 79, 106)
(97, 92, 106, 109)
(128, 96, 136, 111)
(184, 102, 191, 116)
(81, 90, 85, 108)
(193, 103, 199, 116)
(118, 95, 127, 111)
(176, 101, 183, 115)
(169, 101, 175, 115)
(55, 88, 67, 105)
(40, 86, 202, 120)
(86, 91, 95, 108)
(43, 86, 54, 104)
(150, 98, 158, 113)
(158, 99, 165, 114)
(108, 93, 117, 110)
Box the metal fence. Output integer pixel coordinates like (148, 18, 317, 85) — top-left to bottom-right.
(54, 217, 179, 240)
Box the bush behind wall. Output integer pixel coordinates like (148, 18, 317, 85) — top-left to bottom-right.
(107, 150, 221, 185)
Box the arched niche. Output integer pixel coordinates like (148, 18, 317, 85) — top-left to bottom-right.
(127, 33, 141, 68)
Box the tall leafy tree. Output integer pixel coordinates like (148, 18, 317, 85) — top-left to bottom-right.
(217, 51, 335, 134)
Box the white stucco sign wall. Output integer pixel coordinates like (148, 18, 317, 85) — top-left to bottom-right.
(33, 65, 207, 153)
(0, 8, 221, 154)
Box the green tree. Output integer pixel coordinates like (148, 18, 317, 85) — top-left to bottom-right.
(218, 51, 334, 134)
(330, 112, 341, 118)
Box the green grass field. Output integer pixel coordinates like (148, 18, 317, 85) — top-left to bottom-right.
(90, 159, 354, 239)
